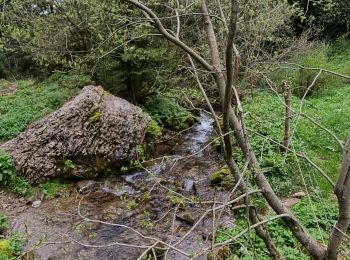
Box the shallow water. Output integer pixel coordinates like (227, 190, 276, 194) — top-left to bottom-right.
(7, 111, 233, 260)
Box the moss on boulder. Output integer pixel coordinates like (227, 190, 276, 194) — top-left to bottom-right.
(210, 167, 235, 190)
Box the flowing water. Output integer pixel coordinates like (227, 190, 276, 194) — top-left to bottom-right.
(5, 111, 233, 260)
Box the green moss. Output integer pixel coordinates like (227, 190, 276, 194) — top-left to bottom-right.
(88, 109, 103, 123)
(210, 167, 234, 190)
(0, 239, 13, 258)
(146, 119, 162, 139)
(144, 97, 198, 131)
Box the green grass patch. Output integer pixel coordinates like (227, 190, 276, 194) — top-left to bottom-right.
(38, 180, 70, 199)
(0, 73, 92, 142)
(242, 43, 350, 195)
(267, 42, 350, 97)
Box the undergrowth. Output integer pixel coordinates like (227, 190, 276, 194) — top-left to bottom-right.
(0, 214, 25, 260)
(217, 41, 350, 259)
(216, 197, 340, 259)
(144, 97, 198, 131)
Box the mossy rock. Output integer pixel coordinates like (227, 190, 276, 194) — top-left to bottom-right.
(144, 97, 199, 131)
(210, 167, 235, 190)
(165, 115, 199, 131)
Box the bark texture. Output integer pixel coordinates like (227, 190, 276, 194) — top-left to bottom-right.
(327, 135, 350, 259)
(2, 86, 150, 183)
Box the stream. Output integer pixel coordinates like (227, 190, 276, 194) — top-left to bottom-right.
(3, 111, 234, 259)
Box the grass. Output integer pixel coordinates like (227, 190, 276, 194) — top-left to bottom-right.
(0, 73, 92, 142)
(243, 86, 350, 194)
(38, 180, 70, 199)
(217, 41, 350, 258)
(241, 41, 350, 195)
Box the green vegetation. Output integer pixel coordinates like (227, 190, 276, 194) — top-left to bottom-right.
(0, 214, 25, 260)
(0, 149, 31, 196)
(0, 215, 8, 234)
(242, 43, 350, 195)
(139, 211, 154, 229)
(214, 42, 350, 259)
(210, 167, 235, 190)
(64, 160, 76, 171)
(167, 192, 185, 208)
(0, 0, 349, 258)
(217, 197, 339, 259)
(0, 74, 92, 142)
(0, 234, 25, 260)
(126, 199, 138, 210)
(88, 109, 103, 123)
(38, 180, 70, 199)
(0, 150, 15, 187)
(145, 119, 162, 139)
(144, 97, 198, 131)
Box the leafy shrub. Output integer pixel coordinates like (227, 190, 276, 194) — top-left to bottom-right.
(0, 215, 8, 234)
(145, 119, 162, 139)
(0, 149, 31, 195)
(144, 97, 198, 131)
(8, 175, 31, 196)
(43, 73, 94, 89)
(0, 150, 15, 187)
(0, 233, 25, 259)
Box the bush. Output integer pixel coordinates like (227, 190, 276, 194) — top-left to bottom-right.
(0, 234, 25, 259)
(0, 149, 31, 195)
(144, 97, 198, 131)
(43, 73, 94, 89)
(0, 150, 16, 187)
(0, 215, 8, 234)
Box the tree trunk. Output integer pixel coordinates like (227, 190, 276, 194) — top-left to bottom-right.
(327, 136, 350, 259)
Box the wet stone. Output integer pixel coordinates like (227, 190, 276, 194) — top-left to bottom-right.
(76, 180, 98, 194)
(176, 211, 197, 226)
(182, 179, 197, 194)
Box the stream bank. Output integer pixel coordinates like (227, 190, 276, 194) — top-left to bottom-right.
(1, 112, 236, 259)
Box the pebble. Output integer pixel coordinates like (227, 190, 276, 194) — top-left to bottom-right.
(292, 191, 306, 198)
(176, 211, 196, 226)
(76, 180, 97, 194)
(32, 200, 41, 208)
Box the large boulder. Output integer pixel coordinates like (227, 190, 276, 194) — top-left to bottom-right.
(1, 86, 150, 183)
